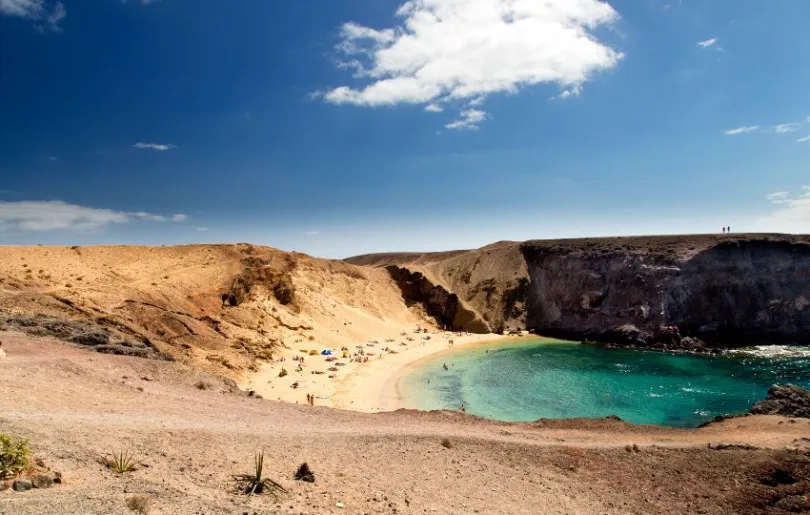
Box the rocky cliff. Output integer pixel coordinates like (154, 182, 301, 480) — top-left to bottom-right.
(350, 234, 810, 348)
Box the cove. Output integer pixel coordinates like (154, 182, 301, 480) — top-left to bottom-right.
(400, 339, 810, 427)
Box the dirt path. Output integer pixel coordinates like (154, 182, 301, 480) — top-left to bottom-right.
(1, 333, 809, 514)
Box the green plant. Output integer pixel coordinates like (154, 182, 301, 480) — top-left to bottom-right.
(232, 450, 287, 498)
(278, 368, 288, 378)
(103, 449, 137, 474)
(0, 434, 31, 479)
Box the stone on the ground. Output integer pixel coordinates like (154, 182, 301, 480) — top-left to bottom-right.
(12, 479, 33, 492)
(32, 474, 54, 488)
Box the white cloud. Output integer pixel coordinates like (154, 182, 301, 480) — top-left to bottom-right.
(724, 126, 759, 135)
(754, 188, 810, 234)
(196, 227, 209, 232)
(133, 142, 176, 151)
(697, 38, 717, 48)
(445, 109, 487, 130)
(0, 0, 65, 31)
(305, 231, 320, 236)
(555, 84, 583, 100)
(773, 123, 802, 134)
(766, 191, 790, 204)
(324, 0, 623, 128)
(425, 103, 444, 113)
(0, 201, 187, 232)
(798, 135, 810, 143)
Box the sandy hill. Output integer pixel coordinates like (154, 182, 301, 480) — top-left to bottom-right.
(0, 244, 433, 380)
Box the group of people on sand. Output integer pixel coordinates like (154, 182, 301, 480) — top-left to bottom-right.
(306, 393, 315, 406)
(722, 226, 732, 234)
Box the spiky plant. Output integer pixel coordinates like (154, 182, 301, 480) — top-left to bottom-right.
(104, 449, 137, 474)
(233, 450, 287, 498)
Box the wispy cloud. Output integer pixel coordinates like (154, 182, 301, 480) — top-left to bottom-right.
(323, 0, 623, 129)
(196, 227, 209, 232)
(0, 201, 187, 232)
(697, 38, 718, 49)
(445, 109, 487, 131)
(424, 104, 443, 113)
(554, 84, 584, 100)
(0, 0, 65, 32)
(766, 191, 790, 203)
(133, 142, 176, 151)
(754, 187, 810, 234)
(304, 231, 320, 236)
(773, 123, 802, 134)
(798, 135, 810, 143)
(724, 126, 759, 136)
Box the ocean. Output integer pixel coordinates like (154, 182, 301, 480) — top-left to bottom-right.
(400, 338, 810, 427)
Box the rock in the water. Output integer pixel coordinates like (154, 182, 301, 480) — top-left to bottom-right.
(32, 474, 54, 489)
(750, 384, 810, 418)
(12, 479, 33, 492)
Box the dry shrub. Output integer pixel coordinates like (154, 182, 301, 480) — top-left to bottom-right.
(126, 494, 152, 514)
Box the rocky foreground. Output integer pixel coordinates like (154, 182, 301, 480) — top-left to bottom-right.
(2, 334, 810, 515)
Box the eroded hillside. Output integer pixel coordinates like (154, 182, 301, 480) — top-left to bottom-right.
(349, 234, 810, 348)
(0, 244, 433, 378)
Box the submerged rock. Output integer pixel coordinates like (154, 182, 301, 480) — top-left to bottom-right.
(750, 384, 810, 418)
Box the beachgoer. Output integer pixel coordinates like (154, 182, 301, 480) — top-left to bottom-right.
(460, 404, 466, 412)
(443, 363, 449, 371)
(722, 227, 726, 234)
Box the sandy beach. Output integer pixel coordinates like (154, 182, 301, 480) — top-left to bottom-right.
(242, 327, 512, 412)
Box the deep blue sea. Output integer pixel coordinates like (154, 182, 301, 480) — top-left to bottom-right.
(400, 339, 810, 427)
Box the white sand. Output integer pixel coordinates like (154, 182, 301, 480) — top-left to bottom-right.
(243, 329, 510, 412)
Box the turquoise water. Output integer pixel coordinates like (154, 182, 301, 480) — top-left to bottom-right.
(401, 339, 810, 427)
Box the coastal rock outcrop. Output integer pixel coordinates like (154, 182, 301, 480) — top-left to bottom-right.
(521, 235, 810, 348)
(385, 265, 490, 333)
(750, 384, 810, 418)
(351, 234, 810, 349)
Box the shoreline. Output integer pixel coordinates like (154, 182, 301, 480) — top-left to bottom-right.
(241, 326, 516, 412)
(377, 334, 552, 412)
(331, 332, 517, 412)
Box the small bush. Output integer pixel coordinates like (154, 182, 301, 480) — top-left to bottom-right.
(126, 494, 152, 514)
(103, 449, 137, 474)
(307, 335, 315, 341)
(0, 434, 31, 479)
(294, 462, 315, 483)
(278, 368, 288, 378)
(195, 381, 211, 390)
(440, 438, 453, 449)
(233, 450, 287, 498)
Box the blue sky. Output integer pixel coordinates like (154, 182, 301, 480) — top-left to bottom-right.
(1, 0, 809, 258)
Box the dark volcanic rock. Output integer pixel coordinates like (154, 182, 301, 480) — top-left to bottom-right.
(521, 235, 810, 348)
(750, 384, 810, 418)
(385, 265, 490, 333)
(0, 313, 169, 360)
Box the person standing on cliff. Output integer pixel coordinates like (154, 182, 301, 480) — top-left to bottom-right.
(722, 227, 726, 234)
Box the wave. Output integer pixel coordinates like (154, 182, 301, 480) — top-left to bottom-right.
(727, 345, 810, 358)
